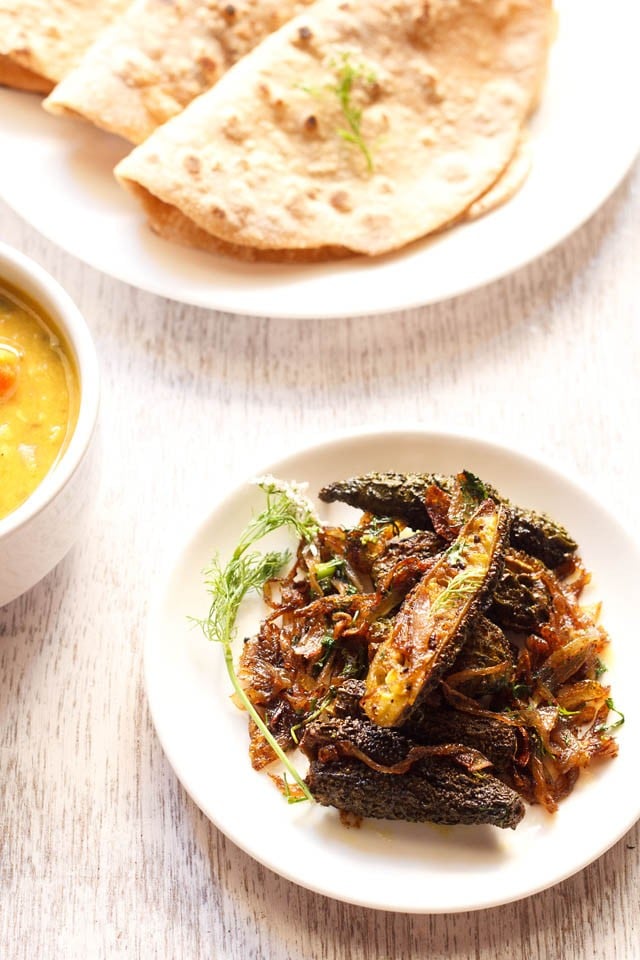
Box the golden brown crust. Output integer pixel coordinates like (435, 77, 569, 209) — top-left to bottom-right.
(116, 0, 554, 259)
(44, 0, 316, 144)
(0, 54, 52, 93)
(125, 179, 354, 263)
(0, 0, 129, 87)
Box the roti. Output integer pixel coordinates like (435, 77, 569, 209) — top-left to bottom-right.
(116, 134, 534, 264)
(463, 133, 532, 223)
(0, 54, 54, 93)
(115, 0, 553, 261)
(44, 0, 315, 144)
(0, 0, 129, 92)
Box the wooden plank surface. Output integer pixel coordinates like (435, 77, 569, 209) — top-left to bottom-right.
(1, 158, 639, 958)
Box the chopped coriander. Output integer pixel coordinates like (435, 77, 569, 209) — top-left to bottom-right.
(604, 697, 625, 730)
(595, 658, 608, 679)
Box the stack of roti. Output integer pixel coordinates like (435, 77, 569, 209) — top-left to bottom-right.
(1, 0, 554, 263)
(0, 0, 129, 93)
(114, 0, 554, 261)
(44, 0, 316, 144)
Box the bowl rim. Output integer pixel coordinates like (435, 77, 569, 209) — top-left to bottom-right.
(0, 241, 100, 538)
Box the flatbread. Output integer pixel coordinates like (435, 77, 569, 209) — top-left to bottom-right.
(44, 0, 315, 144)
(122, 134, 533, 263)
(0, 54, 54, 93)
(116, 0, 554, 260)
(463, 133, 532, 222)
(0, 0, 129, 92)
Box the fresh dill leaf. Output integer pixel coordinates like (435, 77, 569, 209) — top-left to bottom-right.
(429, 570, 484, 617)
(330, 53, 377, 173)
(241, 475, 320, 547)
(300, 52, 377, 173)
(594, 697, 625, 735)
(193, 477, 320, 803)
(200, 549, 288, 648)
(359, 517, 401, 546)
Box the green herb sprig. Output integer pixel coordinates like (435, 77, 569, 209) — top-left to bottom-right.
(299, 53, 378, 173)
(429, 570, 484, 617)
(330, 53, 377, 173)
(290, 687, 337, 745)
(313, 556, 345, 582)
(602, 697, 625, 731)
(194, 476, 320, 803)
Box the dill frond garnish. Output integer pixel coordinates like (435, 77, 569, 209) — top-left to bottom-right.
(194, 476, 320, 803)
(330, 53, 377, 173)
(429, 570, 484, 617)
(299, 52, 378, 173)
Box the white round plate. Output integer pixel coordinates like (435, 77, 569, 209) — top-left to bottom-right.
(146, 429, 639, 913)
(1, 0, 639, 319)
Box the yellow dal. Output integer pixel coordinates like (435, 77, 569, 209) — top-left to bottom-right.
(0, 282, 79, 520)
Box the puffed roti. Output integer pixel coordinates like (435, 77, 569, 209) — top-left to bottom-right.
(116, 0, 554, 260)
(0, 0, 129, 92)
(44, 0, 315, 144)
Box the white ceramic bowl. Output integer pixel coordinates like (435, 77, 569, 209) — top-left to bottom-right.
(0, 242, 100, 606)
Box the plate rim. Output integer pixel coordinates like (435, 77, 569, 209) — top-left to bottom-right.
(144, 424, 640, 912)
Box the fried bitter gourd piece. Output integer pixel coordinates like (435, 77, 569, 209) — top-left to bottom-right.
(327, 680, 519, 774)
(319, 471, 576, 569)
(319, 472, 441, 528)
(306, 757, 525, 828)
(370, 529, 445, 591)
(362, 500, 510, 727)
(445, 615, 515, 697)
(490, 549, 552, 632)
(301, 717, 525, 829)
(402, 706, 519, 774)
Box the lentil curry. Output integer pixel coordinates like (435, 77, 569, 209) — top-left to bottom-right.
(0, 281, 79, 520)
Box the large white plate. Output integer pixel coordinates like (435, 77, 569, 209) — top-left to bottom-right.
(1, 1, 639, 319)
(146, 429, 639, 913)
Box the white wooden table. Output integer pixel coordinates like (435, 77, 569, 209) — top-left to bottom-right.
(1, 160, 639, 958)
